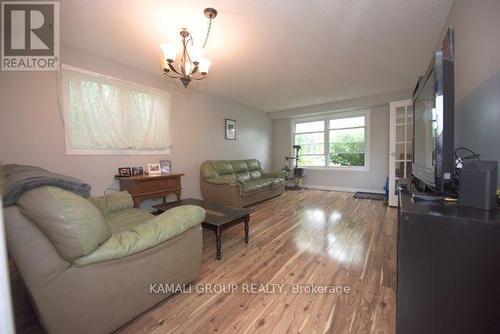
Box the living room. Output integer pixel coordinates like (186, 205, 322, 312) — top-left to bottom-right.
(0, 0, 499, 333)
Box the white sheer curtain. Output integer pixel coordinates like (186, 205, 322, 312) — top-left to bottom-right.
(60, 66, 172, 154)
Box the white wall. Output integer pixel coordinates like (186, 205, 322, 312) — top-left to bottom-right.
(272, 105, 390, 193)
(0, 46, 272, 202)
(268, 90, 410, 120)
(436, 0, 500, 185)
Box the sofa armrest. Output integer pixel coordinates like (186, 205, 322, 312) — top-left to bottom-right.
(200, 179, 243, 207)
(89, 191, 134, 216)
(74, 205, 205, 266)
(4, 206, 70, 290)
(262, 170, 287, 179)
(204, 178, 239, 186)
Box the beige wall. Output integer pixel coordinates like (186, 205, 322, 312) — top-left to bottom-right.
(0, 47, 272, 202)
(272, 105, 390, 193)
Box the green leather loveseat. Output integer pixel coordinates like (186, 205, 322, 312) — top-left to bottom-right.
(200, 159, 286, 207)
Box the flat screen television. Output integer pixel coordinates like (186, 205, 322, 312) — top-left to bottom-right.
(412, 47, 455, 194)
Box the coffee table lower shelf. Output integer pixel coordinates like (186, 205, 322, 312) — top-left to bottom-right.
(153, 198, 250, 260)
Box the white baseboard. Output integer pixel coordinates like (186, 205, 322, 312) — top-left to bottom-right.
(304, 184, 385, 194)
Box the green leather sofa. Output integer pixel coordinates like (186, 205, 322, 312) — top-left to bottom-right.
(4, 187, 205, 334)
(200, 159, 286, 207)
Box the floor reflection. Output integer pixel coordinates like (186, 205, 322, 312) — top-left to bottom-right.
(294, 207, 365, 268)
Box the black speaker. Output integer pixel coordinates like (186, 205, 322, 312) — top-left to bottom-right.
(459, 160, 498, 210)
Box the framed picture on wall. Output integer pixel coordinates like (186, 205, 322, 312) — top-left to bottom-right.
(442, 27, 454, 61)
(225, 119, 236, 140)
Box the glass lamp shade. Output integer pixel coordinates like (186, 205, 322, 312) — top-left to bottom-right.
(198, 58, 212, 74)
(160, 43, 178, 61)
(160, 56, 170, 71)
(183, 61, 193, 76)
(190, 45, 204, 65)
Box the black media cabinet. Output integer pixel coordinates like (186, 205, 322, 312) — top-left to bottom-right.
(397, 191, 500, 334)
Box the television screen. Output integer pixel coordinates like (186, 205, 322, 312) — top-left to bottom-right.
(412, 31, 455, 194)
(413, 69, 437, 186)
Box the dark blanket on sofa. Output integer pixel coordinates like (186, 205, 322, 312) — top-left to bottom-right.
(2, 164, 91, 207)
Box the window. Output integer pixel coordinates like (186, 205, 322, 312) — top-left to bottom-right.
(60, 65, 172, 155)
(293, 112, 369, 169)
(293, 120, 325, 166)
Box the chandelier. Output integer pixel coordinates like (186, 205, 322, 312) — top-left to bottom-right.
(160, 8, 217, 88)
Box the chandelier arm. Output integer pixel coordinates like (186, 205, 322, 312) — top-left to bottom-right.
(190, 75, 207, 81)
(163, 72, 182, 79)
(167, 63, 181, 75)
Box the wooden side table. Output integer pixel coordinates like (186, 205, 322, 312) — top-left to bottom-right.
(115, 173, 184, 207)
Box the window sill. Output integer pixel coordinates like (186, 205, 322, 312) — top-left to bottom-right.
(66, 148, 171, 156)
(301, 166, 370, 172)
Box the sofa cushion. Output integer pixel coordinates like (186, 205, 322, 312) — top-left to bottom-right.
(242, 179, 272, 193)
(89, 191, 134, 216)
(18, 186, 111, 261)
(235, 172, 251, 183)
(74, 205, 205, 266)
(105, 208, 154, 234)
(205, 178, 238, 186)
(249, 170, 263, 180)
(246, 159, 262, 171)
(231, 160, 249, 173)
(219, 174, 237, 182)
(211, 161, 234, 176)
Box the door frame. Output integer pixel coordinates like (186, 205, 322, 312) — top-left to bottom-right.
(389, 99, 412, 207)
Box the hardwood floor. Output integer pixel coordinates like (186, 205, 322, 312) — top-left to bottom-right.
(118, 189, 397, 334)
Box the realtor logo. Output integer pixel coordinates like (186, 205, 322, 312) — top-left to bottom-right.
(1, 1, 59, 71)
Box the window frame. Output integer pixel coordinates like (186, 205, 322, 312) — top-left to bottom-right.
(291, 110, 371, 171)
(59, 64, 172, 155)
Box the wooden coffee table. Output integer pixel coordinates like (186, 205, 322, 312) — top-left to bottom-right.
(153, 198, 250, 260)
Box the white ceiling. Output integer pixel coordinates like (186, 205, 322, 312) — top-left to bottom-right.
(60, 0, 453, 112)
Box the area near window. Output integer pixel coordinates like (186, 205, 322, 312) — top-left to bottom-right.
(60, 65, 172, 155)
(292, 111, 370, 170)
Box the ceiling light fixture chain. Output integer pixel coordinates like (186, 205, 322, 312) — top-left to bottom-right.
(160, 7, 217, 88)
(202, 14, 214, 48)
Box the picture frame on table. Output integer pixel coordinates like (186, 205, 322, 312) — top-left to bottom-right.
(131, 167, 144, 176)
(117, 167, 132, 177)
(225, 119, 236, 140)
(160, 160, 171, 174)
(147, 163, 161, 175)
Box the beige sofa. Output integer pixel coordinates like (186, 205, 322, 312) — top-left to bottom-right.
(4, 187, 205, 334)
(200, 159, 286, 207)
